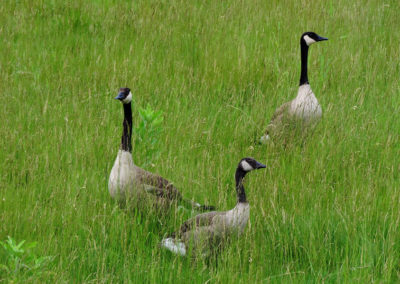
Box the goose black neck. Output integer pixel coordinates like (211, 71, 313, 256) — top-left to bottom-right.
(121, 103, 132, 152)
(235, 168, 247, 203)
(299, 41, 309, 86)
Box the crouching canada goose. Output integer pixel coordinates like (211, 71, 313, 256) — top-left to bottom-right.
(260, 32, 328, 143)
(161, 157, 266, 257)
(108, 87, 214, 212)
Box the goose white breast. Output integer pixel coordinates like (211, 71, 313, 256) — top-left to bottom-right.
(290, 84, 322, 121)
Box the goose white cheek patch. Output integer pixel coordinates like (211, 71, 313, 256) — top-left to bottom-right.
(241, 160, 254, 172)
(122, 92, 132, 104)
(303, 35, 316, 46)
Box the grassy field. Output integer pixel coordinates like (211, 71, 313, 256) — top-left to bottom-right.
(1, 0, 400, 282)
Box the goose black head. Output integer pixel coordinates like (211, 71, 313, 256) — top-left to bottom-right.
(115, 87, 132, 104)
(301, 32, 328, 47)
(238, 157, 266, 173)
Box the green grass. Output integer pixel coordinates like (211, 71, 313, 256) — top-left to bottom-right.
(1, 0, 400, 282)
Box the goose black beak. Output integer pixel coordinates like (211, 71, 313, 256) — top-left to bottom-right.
(255, 161, 266, 169)
(317, 36, 328, 41)
(114, 92, 124, 100)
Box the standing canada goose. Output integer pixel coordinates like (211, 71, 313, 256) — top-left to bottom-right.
(161, 157, 266, 257)
(108, 87, 214, 211)
(260, 32, 328, 143)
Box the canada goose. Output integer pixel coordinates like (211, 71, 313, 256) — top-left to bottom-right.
(161, 157, 266, 257)
(260, 32, 328, 143)
(108, 87, 214, 211)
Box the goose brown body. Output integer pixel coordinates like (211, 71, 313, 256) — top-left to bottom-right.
(109, 150, 182, 205)
(161, 158, 265, 257)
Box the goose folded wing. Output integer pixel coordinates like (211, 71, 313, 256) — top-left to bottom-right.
(178, 211, 224, 235)
(270, 101, 291, 123)
(136, 167, 182, 200)
(266, 101, 291, 133)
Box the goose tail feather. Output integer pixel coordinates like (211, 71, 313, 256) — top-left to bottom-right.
(161, 238, 186, 256)
(259, 134, 270, 144)
(182, 198, 215, 211)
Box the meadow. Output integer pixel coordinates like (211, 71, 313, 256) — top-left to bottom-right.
(1, 0, 400, 282)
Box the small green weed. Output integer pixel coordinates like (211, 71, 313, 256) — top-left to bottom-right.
(0, 236, 53, 281)
(134, 103, 164, 167)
